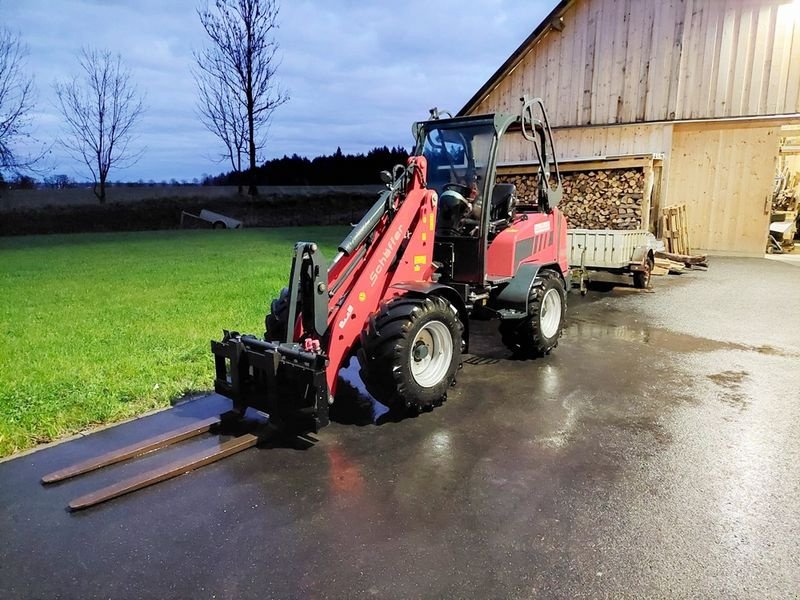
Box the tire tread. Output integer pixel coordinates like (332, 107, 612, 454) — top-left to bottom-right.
(360, 295, 463, 411)
(499, 270, 565, 357)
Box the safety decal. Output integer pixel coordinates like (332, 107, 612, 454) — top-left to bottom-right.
(533, 221, 551, 235)
(338, 305, 354, 329)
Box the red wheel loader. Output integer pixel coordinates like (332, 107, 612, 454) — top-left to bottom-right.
(212, 96, 568, 432)
(43, 97, 569, 510)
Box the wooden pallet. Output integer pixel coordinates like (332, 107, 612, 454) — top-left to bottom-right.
(660, 204, 691, 255)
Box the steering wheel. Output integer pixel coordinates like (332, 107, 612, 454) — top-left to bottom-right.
(442, 182, 472, 199)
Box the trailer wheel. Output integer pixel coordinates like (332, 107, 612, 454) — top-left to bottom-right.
(499, 270, 566, 357)
(633, 256, 654, 289)
(359, 295, 463, 412)
(265, 287, 292, 342)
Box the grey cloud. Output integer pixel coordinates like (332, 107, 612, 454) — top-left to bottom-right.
(5, 0, 551, 181)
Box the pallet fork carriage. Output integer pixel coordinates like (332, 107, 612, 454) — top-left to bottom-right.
(42, 97, 570, 510)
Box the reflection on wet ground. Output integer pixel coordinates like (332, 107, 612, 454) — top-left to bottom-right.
(567, 313, 796, 357)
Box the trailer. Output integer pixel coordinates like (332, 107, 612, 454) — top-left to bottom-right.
(180, 209, 242, 230)
(567, 229, 656, 294)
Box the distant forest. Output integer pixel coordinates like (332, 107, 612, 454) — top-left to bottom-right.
(205, 146, 410, 186)
(0, 146, 412, 190)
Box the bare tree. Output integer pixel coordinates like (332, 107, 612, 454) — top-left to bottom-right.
(194, 63, 248, 194)
(0, 26, 36, 172)
(55, 48, 144, 203)
(196, 0, 288, 196)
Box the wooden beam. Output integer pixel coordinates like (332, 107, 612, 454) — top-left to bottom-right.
(497, 153, 661, 174)
(642, 163, 655, 233)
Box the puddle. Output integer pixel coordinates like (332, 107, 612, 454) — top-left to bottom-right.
(536, 394, 580, 449)
(707, 370, 748, 388)
(608, 415, 672, 444)
(567, 316, 796, 358)
(707, 370, 750, 409)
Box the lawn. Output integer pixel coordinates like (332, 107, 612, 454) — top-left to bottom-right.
(0, 227, 347, 457)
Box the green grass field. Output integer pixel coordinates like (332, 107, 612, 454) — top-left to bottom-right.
(0, 227, 347, 457)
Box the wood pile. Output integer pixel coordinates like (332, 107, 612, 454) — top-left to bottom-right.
(650, 250, 709, 278)
(651, 265, 670, 276)
(498, 168, 645, 230)
(655, 249, 708, 268)
(654, 257, 684, 274)
(660, 204, 691, 254)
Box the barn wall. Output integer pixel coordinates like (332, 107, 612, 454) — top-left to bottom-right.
(497, 123, 673, 163)
(472, 0, 800, 126)
(785, 154, 800, 175)
(498, 118, 791, 255)
(666, 121, 780, 255)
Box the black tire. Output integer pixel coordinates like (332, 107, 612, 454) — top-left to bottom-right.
(633, 256, 654, 289)
(499, 270, 566, 357)
(359, 295, 463, 412)
(264, 287, 292, 341)
(213, 221, 226, 229)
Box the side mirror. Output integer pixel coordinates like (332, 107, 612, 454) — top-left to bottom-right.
(379, 170, 392, 184)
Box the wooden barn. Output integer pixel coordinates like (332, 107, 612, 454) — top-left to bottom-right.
(460, 0, 800, 256)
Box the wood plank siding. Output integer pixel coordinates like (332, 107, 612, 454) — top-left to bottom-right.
(469, 0, 800, 126)
(500, 120, 780, 254)
(667, 121, 779, 254)
(497, 124, 673, 163)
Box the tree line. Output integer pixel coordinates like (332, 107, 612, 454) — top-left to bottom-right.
(0, 143, 411, 190)
(1, 1, 394, 201)
(205, 146, 409, 187)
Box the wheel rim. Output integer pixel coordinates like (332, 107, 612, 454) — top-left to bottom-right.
(409, 320, 453, 388)
(539, 288, 562, 339)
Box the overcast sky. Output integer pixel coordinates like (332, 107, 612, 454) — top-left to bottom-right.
(5, 0, 552, 181)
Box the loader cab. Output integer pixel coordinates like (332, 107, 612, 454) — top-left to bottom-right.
(415, 115, 497, 285)
(414, 104, 561, 288)
(414, 100, 562, 291)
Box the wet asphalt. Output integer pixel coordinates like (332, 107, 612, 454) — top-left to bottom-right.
(1, 258, 799, 599)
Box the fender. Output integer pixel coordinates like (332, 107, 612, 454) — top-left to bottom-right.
(629, 247, 654, 272)
(389, 281, 470, 352)
(495, 262, 563, 317)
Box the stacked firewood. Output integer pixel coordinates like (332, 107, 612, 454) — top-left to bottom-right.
(498, 168, 645, 230)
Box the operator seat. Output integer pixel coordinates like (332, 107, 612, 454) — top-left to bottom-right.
(489, 183, 516, 225)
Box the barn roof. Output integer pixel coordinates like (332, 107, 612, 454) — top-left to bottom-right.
(458, 0, 574, 116)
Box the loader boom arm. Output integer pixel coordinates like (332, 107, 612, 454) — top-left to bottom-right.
(323, 156, 438, 395)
